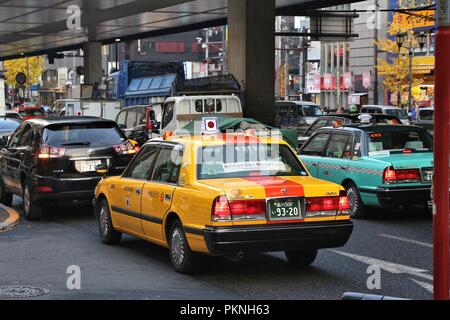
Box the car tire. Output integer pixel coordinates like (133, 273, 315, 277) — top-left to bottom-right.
(285, 249, 318, 266)
(23, 182, 43, 221)
(345, 182, 367, 219)
(0, 178, 13, 206)
(169, 219, 197, 274)
(98, 199, 122, 245)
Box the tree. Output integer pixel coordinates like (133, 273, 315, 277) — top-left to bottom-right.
(4, 56, 44, 87)
(376, 12, 429, 106)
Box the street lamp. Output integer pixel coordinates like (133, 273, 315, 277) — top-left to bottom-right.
(396, 32, 405, 48)
(395, 31, 427, 110)
(417, 32, 427, 50)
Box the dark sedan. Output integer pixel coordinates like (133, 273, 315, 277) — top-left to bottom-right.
(0, 117, 137, 220)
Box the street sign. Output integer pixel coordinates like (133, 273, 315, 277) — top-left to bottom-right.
(15, 72, 26, 85)
(323, 73, 333, 90)
(362, 71, 371, 89)
(343, 72, 352, 90)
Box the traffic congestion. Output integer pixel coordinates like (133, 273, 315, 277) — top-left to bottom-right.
(0, 93, 435, 274)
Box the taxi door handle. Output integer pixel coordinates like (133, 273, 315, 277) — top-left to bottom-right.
(135, 189, 142, 195)
(311, 163, 319, 167)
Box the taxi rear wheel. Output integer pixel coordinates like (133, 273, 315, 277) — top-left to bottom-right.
(169, 220, 197, 274)
(345, 182, 367, 219)
(98, 199, 122, 245)
(285, 249, 318, 266)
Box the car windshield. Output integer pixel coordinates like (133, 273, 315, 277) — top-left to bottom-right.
(302, 105, 323, 117)
(384, 108, 408, 119)
(43, 122, 126, 147)
(197, 144, 308, 180)
(18, 108, 45, 116)
(419, 110, 434, 120)
(367, 130, 433, 154)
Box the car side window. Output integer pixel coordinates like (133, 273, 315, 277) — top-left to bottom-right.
(306, 119, 329, 135)
(162, 102, 175, 129)
(116, 111, 127, 129)
(126, 110, 138, 129)
(137, 108, 147, 126)
(124, 145, 159, 180)
(151, 146, 183, 184)
(7, 123, 27, 149)
(301, 133, 330, 156)
(17, 124, 34, 147)
(325, 133, 352, 159)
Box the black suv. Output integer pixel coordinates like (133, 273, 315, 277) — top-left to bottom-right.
(0, 117, 137, 220)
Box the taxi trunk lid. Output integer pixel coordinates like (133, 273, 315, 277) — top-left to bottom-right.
(368, 152, 433, 170)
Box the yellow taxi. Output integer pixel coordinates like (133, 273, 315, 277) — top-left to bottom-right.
(94, 129, 353, 274)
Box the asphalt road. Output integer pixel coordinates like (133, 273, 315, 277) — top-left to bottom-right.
(0, 196, 433, 300)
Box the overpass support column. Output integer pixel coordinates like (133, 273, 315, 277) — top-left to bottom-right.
(228, 0, 275, 125)
(83, 42, 102, 85)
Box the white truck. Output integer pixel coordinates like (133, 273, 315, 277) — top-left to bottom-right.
(160, 95, 243, 134)
(50, 99, 121, 121)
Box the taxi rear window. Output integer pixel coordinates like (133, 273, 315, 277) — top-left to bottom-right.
(197, 144, 308, 180)
(368, 130, 433, 154)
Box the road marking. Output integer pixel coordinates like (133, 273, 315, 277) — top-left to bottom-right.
(378, 234, 433, 248)
(331, 250, 433, 281)
(411, 279, 433, 293)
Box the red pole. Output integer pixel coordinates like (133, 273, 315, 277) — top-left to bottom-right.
(433, 0, 450, 301)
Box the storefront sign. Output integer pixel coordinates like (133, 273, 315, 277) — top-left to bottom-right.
(343, 72, 352, 90)
(323, 73, 333, 90)
(362, 71, 371, 89)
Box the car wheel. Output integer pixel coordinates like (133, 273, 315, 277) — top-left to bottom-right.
(98, 199, 122, 245)
(0, 178, 13, 206)
(23, 182, 43, 221)
(169, 220, 197, 274)
(285, 249, 318, 266)
(345, 182, 367, 219)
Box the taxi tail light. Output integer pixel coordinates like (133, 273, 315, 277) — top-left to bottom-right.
(306, 197, 339, 217)
(113, 140, 136, 155)
(229, 200, 266, 216)
(212, 197, 266, 221)
(37, 144, 66, 159)
(383, 167, 421, 184)
(212, 196, 232, 221)
(396, 169, 421, 182)
(338, 191, 350, 215)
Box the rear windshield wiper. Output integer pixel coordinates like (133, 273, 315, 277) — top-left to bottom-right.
(60, 142, 91, 146)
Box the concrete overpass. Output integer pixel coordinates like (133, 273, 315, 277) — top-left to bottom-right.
(0, 0, 358, 124)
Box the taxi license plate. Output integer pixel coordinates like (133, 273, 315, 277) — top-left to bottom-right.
(422, 169, 434, 182)
(75, 160, 102, 173)
(268, 199, 303, 221)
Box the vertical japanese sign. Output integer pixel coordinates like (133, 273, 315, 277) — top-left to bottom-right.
(362, 71, 371, 89)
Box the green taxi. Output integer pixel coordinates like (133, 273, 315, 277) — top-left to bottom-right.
(298, 123, 433, 218)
